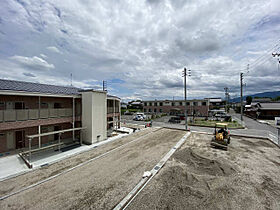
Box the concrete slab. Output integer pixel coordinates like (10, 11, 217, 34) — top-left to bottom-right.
(0, 155, 29, 181)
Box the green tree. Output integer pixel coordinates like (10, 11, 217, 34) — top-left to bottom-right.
(246, 96, 252, 105)
(272, 96, 280, 101)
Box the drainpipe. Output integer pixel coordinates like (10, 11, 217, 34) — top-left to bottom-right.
(38, 125, 41, 148)
(113, 100, 116, 130)
(38, 96, 41, 119)
(119, 100, 121, 128)
(72, 97, 75, 141)
(29, 137, 32, 162)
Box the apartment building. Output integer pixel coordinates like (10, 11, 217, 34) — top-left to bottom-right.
(143, 99, 209, 116)
(0, 79, 120, 154)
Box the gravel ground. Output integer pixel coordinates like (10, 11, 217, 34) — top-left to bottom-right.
(128, 133, 280, 210)
(0, 127, 158, 198)
(0, 128, 186, 210)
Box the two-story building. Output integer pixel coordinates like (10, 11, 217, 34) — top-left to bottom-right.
(0, 79, 120, 154)
(142, 99, 209, 116)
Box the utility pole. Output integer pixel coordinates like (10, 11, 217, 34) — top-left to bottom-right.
(240, 73, 244, 121)
(102, 80, 107, 91)
(224, 87, 229, 113)
(182, 68, 191, 131)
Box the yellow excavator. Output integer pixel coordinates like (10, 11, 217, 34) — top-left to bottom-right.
(211, 123, 231, 150)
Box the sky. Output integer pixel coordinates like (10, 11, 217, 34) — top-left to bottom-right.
(0, 0, 280, 101)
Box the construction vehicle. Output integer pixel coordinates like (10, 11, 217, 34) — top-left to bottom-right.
(211, 123, 231, 150)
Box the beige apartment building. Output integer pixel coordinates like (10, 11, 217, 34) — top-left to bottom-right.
(0, 79, 120, 154)
(143, 99, 209, 116)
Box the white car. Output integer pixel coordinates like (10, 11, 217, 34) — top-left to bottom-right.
(135, 112, 146, 119)
(133, 115, 144, 121)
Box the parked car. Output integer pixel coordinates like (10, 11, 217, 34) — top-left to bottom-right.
(177, 114, 185, 120)
(133, 115, 144, 121)
(168, 116, 181, 123)
(134, 112, 146, 119)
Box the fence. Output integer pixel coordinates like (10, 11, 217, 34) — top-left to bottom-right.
(0, 108, 73, 123)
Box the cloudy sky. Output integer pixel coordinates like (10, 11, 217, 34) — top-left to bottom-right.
(0, 0, 280, 101)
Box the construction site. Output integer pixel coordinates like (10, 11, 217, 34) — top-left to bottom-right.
(0, 125, 279, 210)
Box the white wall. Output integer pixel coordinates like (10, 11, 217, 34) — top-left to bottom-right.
(82, 91, 107, 144)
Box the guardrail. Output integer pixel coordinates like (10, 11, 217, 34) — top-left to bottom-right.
(107, 107, 120, 114)
(0, 108, 74, 123)
(267, 131, 279, 146)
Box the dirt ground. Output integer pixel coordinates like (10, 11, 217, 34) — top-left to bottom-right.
(0, 128, 186, 210)
(128, 133, 280, 210)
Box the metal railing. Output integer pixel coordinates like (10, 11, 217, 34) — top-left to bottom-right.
(0, 108, 74, 123)
(107, 107, 120, 114)
(267, 129, 280, 146)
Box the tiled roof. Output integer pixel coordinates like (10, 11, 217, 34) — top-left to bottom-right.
(0, 79, 81, 95)
(260, 103, 280, 110)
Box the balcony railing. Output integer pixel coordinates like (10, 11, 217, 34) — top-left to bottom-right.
(0, 108, 74, 123)
(107, 107, 120, 114)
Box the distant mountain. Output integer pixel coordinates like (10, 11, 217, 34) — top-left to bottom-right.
(230, 91, 280, 102)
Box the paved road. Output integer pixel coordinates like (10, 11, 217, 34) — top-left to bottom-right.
(122, 114, 279, 139)
(232, 113, 276, 133)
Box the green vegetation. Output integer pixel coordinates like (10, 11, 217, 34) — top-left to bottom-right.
(121, 108, 142, 115)
(246, 96, 252, 105)
(272, 96, 280, 101)
(189, 119, 243, 129)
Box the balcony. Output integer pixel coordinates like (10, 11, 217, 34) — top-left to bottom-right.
(107, 107, 120, 114)
(0, 108, 74, 123)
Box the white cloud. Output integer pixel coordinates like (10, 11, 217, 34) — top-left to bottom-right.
(40, 54, 48, 59)
(10, 55, 55, 70)
(47, 46, 62, 54)
(0, 0, 279, 100)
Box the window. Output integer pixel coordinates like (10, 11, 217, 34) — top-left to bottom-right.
(202, 102, 207, 106)
(15, 102, 25, 109)
(179, 102, 183, 106)
(187, 102, 190, 106)
(41, 102, 49, 109)
(154, 108, 157, 113)
(0, 102, 4, 110)
(149, 102, 152, 106)
(159, 109, 162, 113)
(144, 102, 147, 106)
(54, 103, 62, 108)
(149, 108, 151, 112)
(193, 102, 198, 106)
(172, 102, 175, 106)
(144, 108, 146, 112)
(154, 102, 157, 106)
(160, 102, 163, 106)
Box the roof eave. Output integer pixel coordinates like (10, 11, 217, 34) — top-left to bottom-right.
(0, 90, 81, 98)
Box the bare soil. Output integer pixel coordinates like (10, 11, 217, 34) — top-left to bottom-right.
(0, 127, 158, 197)
(0, 128, 186, 210)
(128, 133, 280, 210)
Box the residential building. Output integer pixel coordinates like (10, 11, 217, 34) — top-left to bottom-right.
(205, 98, 226, 110)
(143, 99, 209, 116)
(245, 102, 280, 120)
(128, 101, 143, 109)
(0, 79, 120, 154)
(121, 102, 128, 109)
(252, 98, 272, 103)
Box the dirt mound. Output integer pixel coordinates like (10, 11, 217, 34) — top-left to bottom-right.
(157, 165, 208, 209)
(173, 148, 237, 177)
